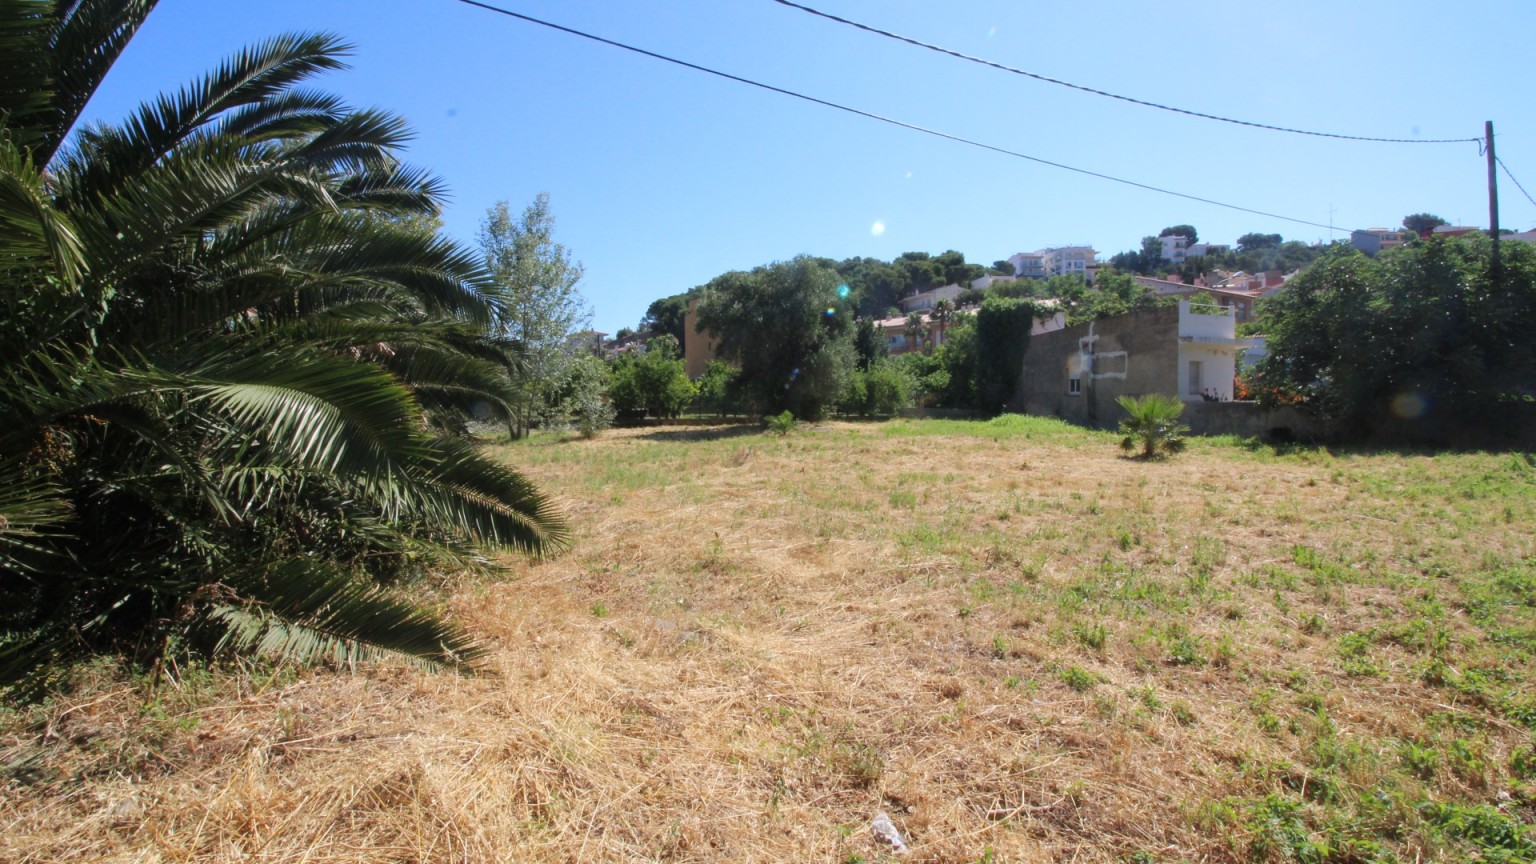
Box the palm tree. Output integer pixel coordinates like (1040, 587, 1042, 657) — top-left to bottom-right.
(1116, 394, 1190, 459)
(904, 312, 928, 354)
(0, 1, 568, 695)
(931, 298, 953, 348)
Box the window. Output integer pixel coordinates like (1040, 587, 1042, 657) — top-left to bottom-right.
(1068, 378, 1081, 395)
(1188, 360, 1204, 395)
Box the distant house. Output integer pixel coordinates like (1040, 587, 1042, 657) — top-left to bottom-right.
(1006, 246, 1097, 280)
(568, 330, 607, 355)
(875, 305, 1065, 356)
(1160, 234, 1188, 265)
(1133, 274, 1202, 298)
(969, 274, 1017, 291)
(1040, 245, 1096, 278)
(898, 283, 964, 314)
(1186, 242, 1229, 258)
(1508, 228, 1536, 244)
(1006, 252, 1047, 279)
(1430, 225, 1481, 239)
(1134, 272, 1279, 323)
(1350, 228, 1411, 255)
(1015, 300, 1252, 421)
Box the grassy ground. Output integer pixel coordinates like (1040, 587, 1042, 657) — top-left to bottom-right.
(3, 417, 1534, 863)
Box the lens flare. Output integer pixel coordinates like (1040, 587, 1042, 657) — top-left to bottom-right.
(825, 307, 836, 316)
(1390, 392, 1429, 419)
(837, 283, 851, 298)
(871, 221, 886, 236)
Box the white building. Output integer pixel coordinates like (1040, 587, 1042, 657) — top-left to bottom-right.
(1160, 234, 1188, 265)
(1006, 252, 1047, 279)
(897, 283, 964, 313)
(1038, 246, 1097, 278)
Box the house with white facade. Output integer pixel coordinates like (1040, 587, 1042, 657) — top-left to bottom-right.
(1040, 245, 1097, 278)
(1160, 234, 1188, 265)
(1005, 252, 1047, 279)
(969, 274, 1017, 291)
(1005, 246, 1097, 280)
(897, 283, 964, 314)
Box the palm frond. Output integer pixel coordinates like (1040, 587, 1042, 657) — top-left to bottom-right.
(283, 107, 411, 173)
(51, 31, 348, 202)
(0, 450, 72, 574)
(210, 558, 484, 671)
(387, 437, 571, 555)
(0, 0, 156, 163)
(0, 138, 84, 287)
(213, 87, 347, 141)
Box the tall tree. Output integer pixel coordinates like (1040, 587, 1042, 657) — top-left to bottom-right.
(0, 3, 569, 695)
(1237, 232, 1283, 252)
(1159, 225, 1199, 244)
(479, 194, 590, 438)
(853, 316, 888, 370)
(1402, 212, 1448, 237)
(694, 258, 855, 420)
(640, 291, 692, 345)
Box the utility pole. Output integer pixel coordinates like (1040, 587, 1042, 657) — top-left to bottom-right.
(1487, 120, 1500, 274)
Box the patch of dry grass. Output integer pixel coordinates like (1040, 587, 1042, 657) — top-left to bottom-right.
(4, 418, 1534, 863)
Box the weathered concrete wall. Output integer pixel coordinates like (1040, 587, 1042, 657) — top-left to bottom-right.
(1013, 305, 1181, 427)
(1179, 402, 1326, 440)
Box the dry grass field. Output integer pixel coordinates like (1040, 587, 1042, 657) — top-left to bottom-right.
(3, 416, 1534, 863)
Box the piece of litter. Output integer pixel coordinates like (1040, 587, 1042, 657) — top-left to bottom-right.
(870, 811, 908, 854)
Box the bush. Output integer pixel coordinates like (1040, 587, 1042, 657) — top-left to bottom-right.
(840, 359, 913, 417)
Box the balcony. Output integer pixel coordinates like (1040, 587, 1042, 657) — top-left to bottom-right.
(1178, 299, 1246, 345)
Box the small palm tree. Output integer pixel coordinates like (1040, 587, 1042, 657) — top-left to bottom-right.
(1116, 394, 1190, 459)
(764, 410, 797, 436)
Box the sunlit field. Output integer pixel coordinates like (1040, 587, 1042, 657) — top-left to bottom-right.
(4, 417, 1534, 863)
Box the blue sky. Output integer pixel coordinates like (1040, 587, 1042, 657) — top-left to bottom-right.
(81, 0, 1536, 334)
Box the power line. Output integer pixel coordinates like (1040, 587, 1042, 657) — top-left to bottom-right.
(1496, 156, 1536, 212)
(449, 0, 1350, 233)
(768, 0, 1481, 147)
